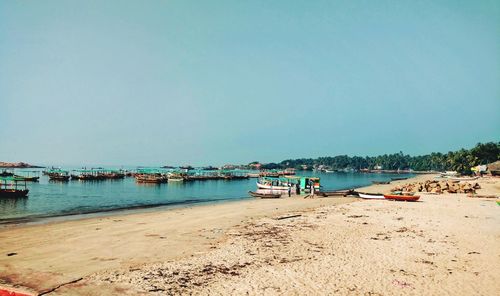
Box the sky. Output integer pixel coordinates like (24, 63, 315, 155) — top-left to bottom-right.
(0, 0, 499, 166)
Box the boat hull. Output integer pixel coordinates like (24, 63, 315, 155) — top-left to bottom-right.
(358, 193, 385, 199)
(0, 189, 29, 198)
(383, 194, 420, 202)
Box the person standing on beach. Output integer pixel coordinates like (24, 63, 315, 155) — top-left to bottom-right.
(309, 180, 315, 197)
(288, 185, 291, 197)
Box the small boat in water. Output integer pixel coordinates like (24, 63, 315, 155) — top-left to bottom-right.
(167, 174, 184, 182)
(384, 194, 420, 202)
(0, 170, 14, 177)
(358, 192, 385, 199)
(47, 169, 70, 181)
(248, 191, 281, 199)
(0, 177, 29, 198)
(135, 174, 168, 184)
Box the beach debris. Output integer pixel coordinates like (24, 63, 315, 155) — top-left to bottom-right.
(391, 180, 480, 194)
(6, 252, 17, 256)
(275, 214, 302, 220)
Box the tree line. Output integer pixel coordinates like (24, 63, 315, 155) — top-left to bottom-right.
(260, 142, 500, 174)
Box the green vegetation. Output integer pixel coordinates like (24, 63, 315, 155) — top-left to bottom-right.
(273, 142, 500, 175)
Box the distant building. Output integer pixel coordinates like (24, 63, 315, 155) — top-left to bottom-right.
(248, 163, 262, 170)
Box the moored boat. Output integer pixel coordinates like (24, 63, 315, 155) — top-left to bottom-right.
(0, 177, 29, 198)
(256, 182, 290, 191)
(383, 194, 420, 202)
(135, 174, 168, 183)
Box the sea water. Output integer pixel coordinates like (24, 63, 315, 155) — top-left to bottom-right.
(0, 168, 413, 224)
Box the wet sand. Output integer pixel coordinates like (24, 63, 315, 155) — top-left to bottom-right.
(1, 175, 499, 295)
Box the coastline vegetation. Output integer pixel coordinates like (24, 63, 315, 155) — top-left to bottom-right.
(262, 142, 500, 174)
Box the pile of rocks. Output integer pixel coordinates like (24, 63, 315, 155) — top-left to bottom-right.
(392, 180, 481, 194)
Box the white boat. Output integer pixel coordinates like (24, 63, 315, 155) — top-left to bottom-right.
(256, 182, 290, 191)
(445, 176, 479, 181)
(168, 177, 184, 182)
(358, 193, 385, 199)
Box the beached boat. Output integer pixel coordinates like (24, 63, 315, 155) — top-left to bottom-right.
(358, 192, 385, 199)
(383, 194, 420, 202)
(445, 176, 479, 181)
(0, 177, 29, 198)
(316, 189, 357, 197)
(372, 180, 391, 185)
(248, 191, 281, 199)
(440, 171, 458, 177)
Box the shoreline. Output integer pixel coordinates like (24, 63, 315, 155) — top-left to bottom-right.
(0, 172, 418, 227)
(1, 174, 498, 295)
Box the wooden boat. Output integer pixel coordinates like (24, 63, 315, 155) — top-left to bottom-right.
(0, 177, 29, 198)
(0, 170, 14, 177)
(13, 175, 39, 182)
(317, 189, 357, 197)
(372, 180, 391, 185)
(135, 174, 167, 183)
(48, 170, 70, 181)
(256, 182, 290, 191)
(358, 192, 385, 199)
(168, 176, 184, 182)
(50, 174, 70, 181)
(248, 191, 281, 199)
(383, 194, 420, 202)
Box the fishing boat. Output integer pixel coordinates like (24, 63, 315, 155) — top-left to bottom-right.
(135, 174, 167, 184)
(358, 192, 385, 199)
(0, 170, 14, 177)
(256, 182, 289, 190)
(371, 180, 391, 185)
(167, 173, 184, 182)
(248, 191, 281, 199)
(383, 194, 420, 202)
(47, 169, 70, 181)
(0, 177, 29, 198)
(256, 176, 320, 192)
(13, 175, 40, 182)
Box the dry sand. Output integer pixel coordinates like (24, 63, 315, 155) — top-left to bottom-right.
(1, 175, 499, 295)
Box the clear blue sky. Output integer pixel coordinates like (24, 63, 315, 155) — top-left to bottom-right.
(0, 0, 499, 166)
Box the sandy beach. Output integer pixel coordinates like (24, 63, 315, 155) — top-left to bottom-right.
(1, 175, 499, 295)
